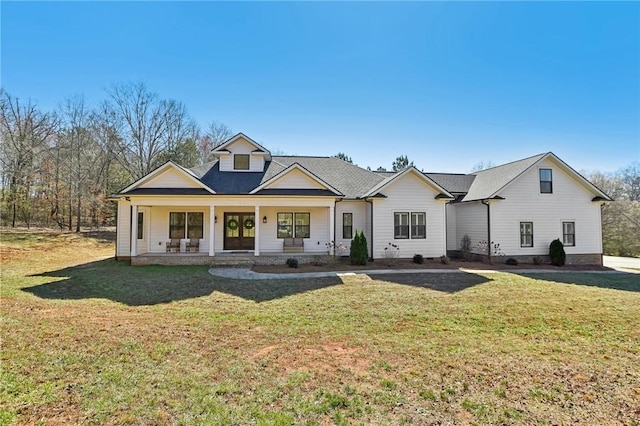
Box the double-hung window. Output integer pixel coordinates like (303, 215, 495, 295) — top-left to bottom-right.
(137, 212, 144, 240)
(394, 212, 426, 239)
(539, 169, 553, 193)
(277, 212, 310, 238)
(169, 212, 204, 239)
(520, 222, 533, 247)
(563, 221, 575, 246)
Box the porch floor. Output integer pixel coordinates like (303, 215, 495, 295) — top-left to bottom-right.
(131, 251, 332, 266)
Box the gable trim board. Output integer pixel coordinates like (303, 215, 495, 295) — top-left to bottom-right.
(113, 136, 610, 265)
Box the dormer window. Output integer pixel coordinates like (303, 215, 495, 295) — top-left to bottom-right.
(234, 154, 250, 170)
(539, 169, 552, 193)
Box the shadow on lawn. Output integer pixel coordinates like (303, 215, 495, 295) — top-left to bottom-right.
(368, 272, 491, 293)
(512, 271, 640, 293)
(24, 258, 343, 305)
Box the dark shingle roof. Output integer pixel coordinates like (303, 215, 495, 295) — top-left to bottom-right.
(198, 162, 266, 194)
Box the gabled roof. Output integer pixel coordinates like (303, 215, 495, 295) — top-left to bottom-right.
(119, 161, 216, 195)
(211, 133, 272, 161)
(249, 163, 343, 196)
(425, 173, 476, 194)
(362, 166, 454, 199)
(460, 152, 612, 202)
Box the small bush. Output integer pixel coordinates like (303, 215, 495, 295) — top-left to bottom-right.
(505, 258, 518, 266)
(350, 230, 368, 265)
(382, 242, 400, 266)
(549, 239, 566, 266)
(413, 254, 424, 264)
(533, 256, 543, 265)
(440, 255, 450, 265)
(286, 258, 299, 268)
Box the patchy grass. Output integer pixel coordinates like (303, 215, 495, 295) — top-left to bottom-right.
(1, 229, 639, 425)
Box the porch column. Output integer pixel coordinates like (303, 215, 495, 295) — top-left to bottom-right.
(254, 206, 260, 256)
(209, 205, 215, 256)
(329, 205, 335, 255)
(130, 204, 138, 257)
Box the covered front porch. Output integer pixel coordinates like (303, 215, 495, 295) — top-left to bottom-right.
(121, 196, 338, 264)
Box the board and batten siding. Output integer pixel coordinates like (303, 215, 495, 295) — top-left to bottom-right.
(490, 157, 603, 256)
(138, 167, 203, 189)
(371, 172, 447, 259)
(217, 138, 265, 172)
(452, 201, 488, 254)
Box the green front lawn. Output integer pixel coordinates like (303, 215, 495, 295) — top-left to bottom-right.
(1, 230, 639, 425)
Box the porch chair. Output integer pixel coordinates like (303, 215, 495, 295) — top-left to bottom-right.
(166, 239, 181, 253)
(283, 237, 304, 253)
(186, 238, 200, 253)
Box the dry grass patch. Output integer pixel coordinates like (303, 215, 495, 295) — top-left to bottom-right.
(1, 229, 639, 425)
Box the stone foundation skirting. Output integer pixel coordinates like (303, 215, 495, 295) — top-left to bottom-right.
(130, 253, 334, 266)
(254, 254, 333, 266)
(132, 255, 213, 266)
(490, 253, 603, 266)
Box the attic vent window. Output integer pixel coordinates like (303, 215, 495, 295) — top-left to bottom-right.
(234, 154, 250, 170)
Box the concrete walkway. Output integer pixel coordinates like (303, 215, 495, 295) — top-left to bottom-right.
(208, 267, 629, 280)
(603, 255, 640, 272)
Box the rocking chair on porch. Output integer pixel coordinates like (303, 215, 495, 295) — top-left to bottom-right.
(186, 238, 200, 253)
(166, 239, 181, 253)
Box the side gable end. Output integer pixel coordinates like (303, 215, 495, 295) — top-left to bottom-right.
(120, 162, 215, 194)
(250, 163, 343, 195)
(363, 167, 454, 199)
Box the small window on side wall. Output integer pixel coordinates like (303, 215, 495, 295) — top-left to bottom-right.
(539, 168, 552, 193)
(520, 222, 533, 247)
(343, 213, 353, 239)
(234, 154, 250, 170)
(137, 212, 144, 240)
(563, 221, 575, 247)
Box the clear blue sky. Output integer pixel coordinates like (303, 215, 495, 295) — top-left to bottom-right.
(2, 1, 639, 173)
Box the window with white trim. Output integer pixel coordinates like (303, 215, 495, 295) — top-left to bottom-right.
(234, 154, 250, 170)
(277, 212, 310, 238)
(539, 169, 553, 193)
(520, 222, 533, 247)
(394, 212, 426, 239)
(169, 212, 204, 239)
(563, 221, 575, 246)
(137, 212, 144, 240)
(343, 212, 353, 239)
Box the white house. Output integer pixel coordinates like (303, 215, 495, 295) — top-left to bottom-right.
(112, 133, 611, 265)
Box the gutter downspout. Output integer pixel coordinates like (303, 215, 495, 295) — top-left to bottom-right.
(481, 200, 491, 260)
(365, 198, 374, 260)
(334, 198, 344, 255)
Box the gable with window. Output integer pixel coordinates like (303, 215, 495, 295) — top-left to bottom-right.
(394, 212, 426, 239)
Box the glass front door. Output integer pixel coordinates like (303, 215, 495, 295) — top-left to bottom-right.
(223, 213, 255, 250)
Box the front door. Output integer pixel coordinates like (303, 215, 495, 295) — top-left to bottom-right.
(224, 213, 256, 251)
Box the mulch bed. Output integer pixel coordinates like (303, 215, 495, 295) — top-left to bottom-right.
(252, 257, 612, 274)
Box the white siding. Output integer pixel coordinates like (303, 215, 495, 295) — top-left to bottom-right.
(446, 203, 457, 251)
(266, 168, 326, 190)
(255, 206, 330, 253)
(490, 157, 603, 256)
(335, 200, 367, 255)
(116, 200, 131, 257)
(146, 206, 211, 253)
(452, 201, 488, 253)
(218, 137, 265, 172)
(371, 172, 447, 259)
(139, 168, 202, 188)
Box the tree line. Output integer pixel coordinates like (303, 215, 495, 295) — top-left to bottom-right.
(2, 84, 638, 257)
(0, 84, 232, 230)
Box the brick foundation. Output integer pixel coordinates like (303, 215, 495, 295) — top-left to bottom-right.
(490, 253, 603, 266)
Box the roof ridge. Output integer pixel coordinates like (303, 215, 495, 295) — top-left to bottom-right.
(472, 152, 548, 174)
